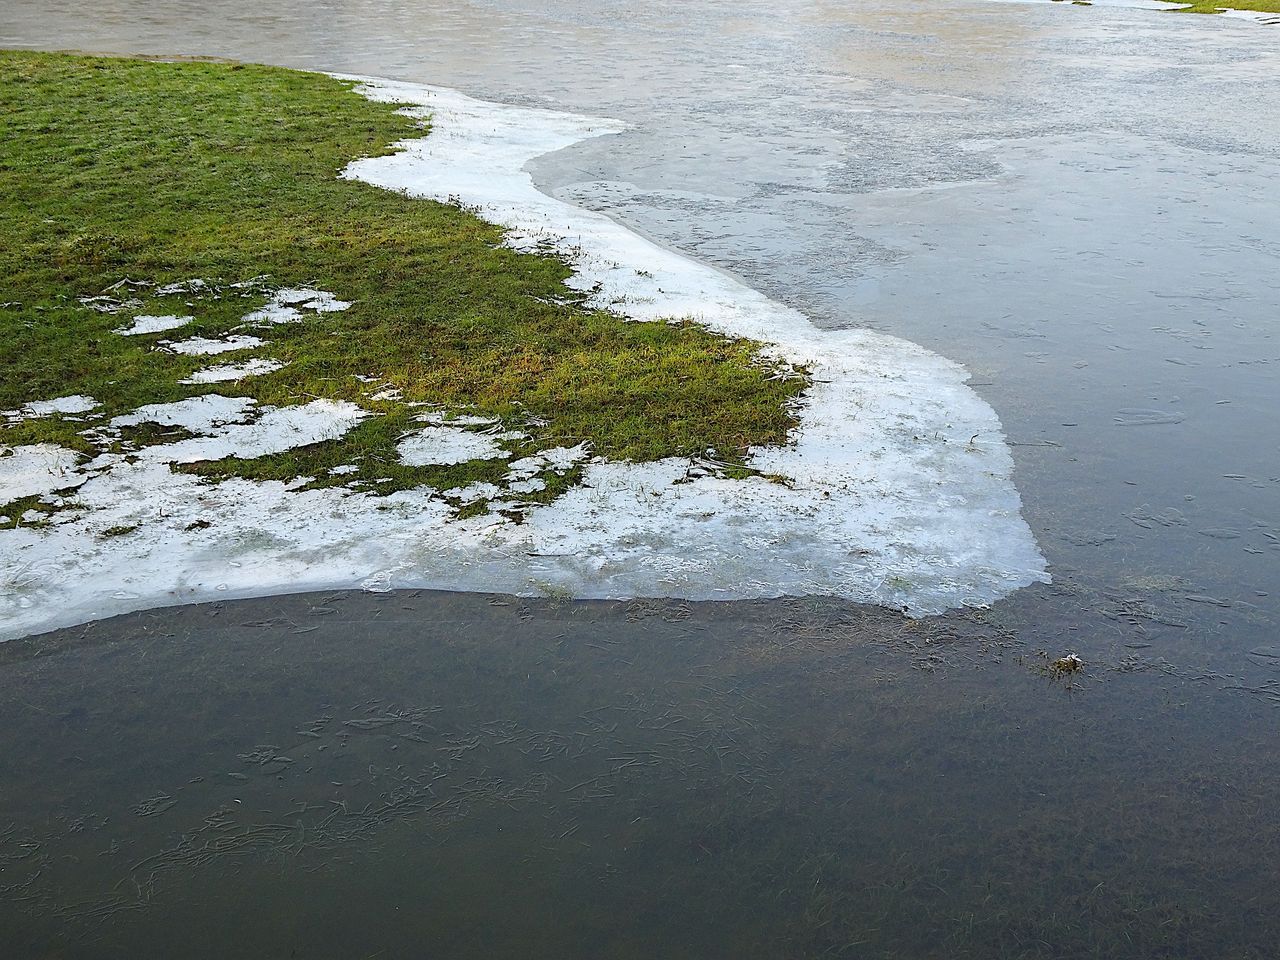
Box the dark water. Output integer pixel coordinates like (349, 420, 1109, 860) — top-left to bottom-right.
(1, 0, 1279, 955)
(1, 589, 1277, 959)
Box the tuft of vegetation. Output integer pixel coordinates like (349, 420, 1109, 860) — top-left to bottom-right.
(1166, 0, 1280, 12)
(0, 52, 804, 510)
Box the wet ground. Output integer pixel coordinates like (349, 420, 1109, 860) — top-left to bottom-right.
(1, 0, 1278, 956)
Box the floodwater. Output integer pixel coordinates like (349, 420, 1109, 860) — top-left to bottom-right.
(1, 1, 1278, 956)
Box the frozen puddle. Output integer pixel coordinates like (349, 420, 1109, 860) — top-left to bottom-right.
(0, 78, 1048, 640)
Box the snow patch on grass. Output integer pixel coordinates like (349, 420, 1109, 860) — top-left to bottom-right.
(110, 395, 257, 434)
(180, 358, 285, 384)
(3, 395, 99, 424)
(396, 426, 511, 466)
(0, 444, 85, 502)
(163, 335, 266, 356)
(114, 314, 193, 336)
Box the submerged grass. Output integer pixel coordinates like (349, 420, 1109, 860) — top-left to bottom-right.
(0, 52, 803, 508)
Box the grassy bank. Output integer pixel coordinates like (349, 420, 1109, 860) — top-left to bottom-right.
(1170, 0, 1280, 12)
(0, 52, 803, 512)
(1053, 0, 1280, 13)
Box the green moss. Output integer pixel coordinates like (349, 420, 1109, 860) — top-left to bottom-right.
(0, 52, 804, 503)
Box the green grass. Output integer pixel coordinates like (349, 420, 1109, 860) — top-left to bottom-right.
(0, 52, 803, 509)
(1168, 0, 1280, 11)
(1051, 0, 1280, 11)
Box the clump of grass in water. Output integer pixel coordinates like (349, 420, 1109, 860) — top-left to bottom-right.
(0, 52, 805, 506)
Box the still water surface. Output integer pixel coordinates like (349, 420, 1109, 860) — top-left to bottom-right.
(1, 1, 1278, 956)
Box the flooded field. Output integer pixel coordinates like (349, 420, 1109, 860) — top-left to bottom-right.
(1, 0, 1278, 955)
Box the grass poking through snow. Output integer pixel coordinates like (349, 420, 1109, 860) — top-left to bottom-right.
(0, 52, 803, 509)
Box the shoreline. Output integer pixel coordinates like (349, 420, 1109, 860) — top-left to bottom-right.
(983, 0, 1280, 22)
(0, 62, 1047, 641)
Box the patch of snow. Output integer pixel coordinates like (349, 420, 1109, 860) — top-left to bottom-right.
(242, 303, 303, 325)
(1219, 6, 1280, 23)
(242, 288, 352, 326)
(164, 335, 266, 356)
(328, 464, 360, 476)
(0, 445, 86, 503)
(80, 295, 142, 314)
(275, 288, 353, 313)
(140, 400, 365, 465)
(111, 395, 257, 434)
(396, 427, 510, 466)
(508, 478, 547, 494)
(115, 314, 193, 336)
(156, 279, 210, 296)
(444, 481, 503, 503)
(3, 395, 100, 424)
(415, 412, 500, 428)
(180, 359, 285, 384)
(26, 395, 100, 417)
(506, 445, 588, 482)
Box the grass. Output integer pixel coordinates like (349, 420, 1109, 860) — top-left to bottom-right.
(0, 52, 804, 512)
(1168, 0, 1280, 11)
(1051, 0, 1280, 11)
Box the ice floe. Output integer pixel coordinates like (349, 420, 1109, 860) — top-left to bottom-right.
(0, 77, 1049, 640)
